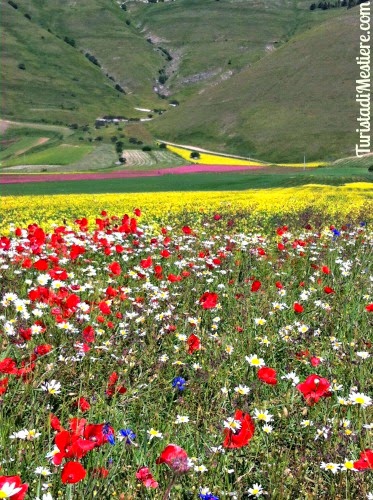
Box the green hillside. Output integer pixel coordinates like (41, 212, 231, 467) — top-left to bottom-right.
(129, 0, 342, 97)
(149, 7, 365, 162)
(1, 0, 164, 125)
(2, 0, 368, 162)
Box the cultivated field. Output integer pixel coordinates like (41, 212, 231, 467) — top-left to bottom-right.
(0, 186, 372, 499)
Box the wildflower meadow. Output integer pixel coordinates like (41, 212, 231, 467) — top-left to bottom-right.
(0, 185, 372, 499)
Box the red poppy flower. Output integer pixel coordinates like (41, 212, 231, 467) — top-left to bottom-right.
(109, 262, 121, 276)
(134, 208, 141, 217)
(61, 461, 87, 484)
(257, 367, 277, 385)
(199, 292, 218, 309)
(324, 286, 335, 294)
(140, 256, 152, 269)
(156, 444, 190, 473)
(182, 226, 192, 235)
(34, 344, 52, 357)
(168, 274, 182, 282)
(74, 397, 91, 412)
(223, 410, 255, 449)
(0, 475, 28, 499)
(187, 334, 201, 354)
(33, 259, 49, 271)
(310, 356, 322, 367)
(293, 303, 304, 314)
(251, 280, 261, 292)
(354, 449, 373, 470)
(82, 326, 95, 343)
(321, 266, 331, 274)
(213, 214, 222, 221)
(136, 467, 159, 488)
(98, 301, 111, 315)
(365, 303, 373, 312)
(0, 358, 17, 375)
(0, 377, 9, 395)
(296, 374, 331, 405)
(50, 413, 63, 432)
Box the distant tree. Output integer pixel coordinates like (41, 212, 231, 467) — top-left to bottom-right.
(8, 0, 18, 9)
(142, 145, 152, 152)
(64, 36, 76, 48)
(24, 13, 31, 20)
(190, 152, 200, 160)
(310, 3, 316, 9)
(115, 141, 124, 154)
(18, 63, 26, 70)
(115, 84, 126, 94)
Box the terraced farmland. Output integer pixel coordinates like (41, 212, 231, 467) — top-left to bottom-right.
(121, 149, 185, 169)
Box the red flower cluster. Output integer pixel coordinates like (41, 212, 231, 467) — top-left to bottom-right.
(257, 366, 277, 385)
(49, 415, 114, 484)
(223, 410, 255, 448)
(136, 467, 158, 488)
(296, 374, 331, 405)
(156, 444, 190, 473)
(199, 292, 218, 309)
(354, 449, 373, 470)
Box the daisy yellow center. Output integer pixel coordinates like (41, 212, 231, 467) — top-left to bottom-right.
(344, 461, 354, 469)
(0, 492, 8, 499)
(252, 489, 259, 494)
(252, 359, 260, 365)
(355, 396, 365, 404)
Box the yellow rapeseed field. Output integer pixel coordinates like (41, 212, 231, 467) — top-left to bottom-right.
(165, 144, 324, 167)
(1, 183, 372, 234)
(165, 145, 265, 166)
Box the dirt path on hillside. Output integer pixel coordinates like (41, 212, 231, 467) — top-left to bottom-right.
(0, 120, 11, 134)
(15, 137, 50, 156)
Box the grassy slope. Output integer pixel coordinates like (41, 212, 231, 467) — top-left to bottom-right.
(150, 7, 364, 162)
(129, 0, 341, 95)
(19, 0, 165, 103)
(1, 0, 162, 124)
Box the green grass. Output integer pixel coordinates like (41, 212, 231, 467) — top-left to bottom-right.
(2, 144, 94, 167)
(2, 165, 372, 196)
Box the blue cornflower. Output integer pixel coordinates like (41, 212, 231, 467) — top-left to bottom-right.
(119, 428, 136, 444)
(172, 376, 186, 391)
(199, 491, 219, 500)
(360, 221, 367, 227)
(332, 228, 341, 237)
(103, 422, 115, 445)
